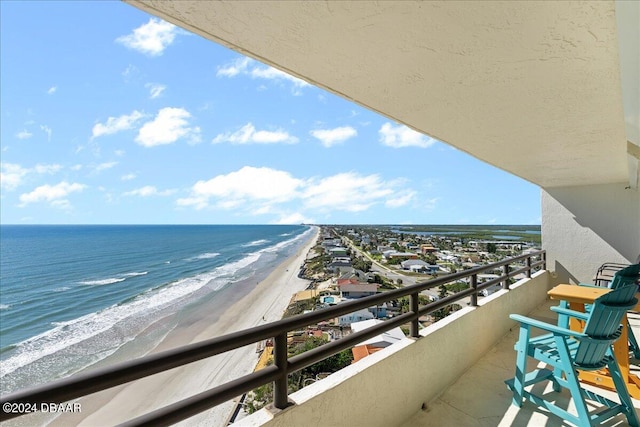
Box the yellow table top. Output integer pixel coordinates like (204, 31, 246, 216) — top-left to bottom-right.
(548, 284, 609, 304)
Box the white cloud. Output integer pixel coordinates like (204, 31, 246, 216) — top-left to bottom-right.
(92, 111, 144, 139)
(385, 191, 416, 208)
(1, 163, 29, 190)
(19, 181, 85, 207)
(121, 173, 137, 181)
(302, 172, 395, 212)
(179, 167, 412, 218)
(250, 66, 309, 90)
(122, 64, 139, 82)
(47, 86, 57, 95)
(217, 57, 310, 94)
(94, 162, 118, 172)
(177, 166, 303, 210)
(41, 125, 52, 142)
(124, 185, 175, 197)
(34, 164, 63, 174)
(212, 123, 298, 145)
(216, 57, 252, 77)
(145, 83, 166, 99)
(116, 18, 179, 56)
(310, 126, 357, 147)
(16, 130, 33, 140)
(423, 197, 439, 211)
(1, 163, 62, 190)
(272, 212, 315, 225)
(379, 122, 435, 148)
(136, 107, 201, 147)
(115, 150, 125, 157)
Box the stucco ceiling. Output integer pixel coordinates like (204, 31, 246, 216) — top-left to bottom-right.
(126, 0, 639, 189)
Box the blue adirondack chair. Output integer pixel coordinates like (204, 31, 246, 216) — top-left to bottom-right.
(577, 263, 640, 358)
(505, 284, 639, 426)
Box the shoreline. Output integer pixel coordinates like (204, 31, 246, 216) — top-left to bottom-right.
(48, 226, 319, 427)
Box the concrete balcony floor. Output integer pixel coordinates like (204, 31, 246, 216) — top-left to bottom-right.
(405, 299, 640, 426)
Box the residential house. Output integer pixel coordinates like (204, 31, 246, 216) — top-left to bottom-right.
(401, 259, 427, 271)
(368, 303, 388, 318)
(400, 259, 439, 273)
(327, 260, 352, 274)
(421, 245, 438, 254)
(337, 269, 369, 285)
(351, 319, 407, 348)
(329, 247, 349, 257)
(338, 308, 374, 326)
(339, 283, 378, 299)
(350, 319, 407, 362)
(383, 251, 419, 263)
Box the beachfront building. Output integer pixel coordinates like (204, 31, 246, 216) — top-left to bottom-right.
(326, 260, 352, 274)
(6, 2, 633, 426)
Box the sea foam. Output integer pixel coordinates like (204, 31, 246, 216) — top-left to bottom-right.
(79, 278, 126, 286)
(0, 246, 285, 379)
(242, 239, 269, 247)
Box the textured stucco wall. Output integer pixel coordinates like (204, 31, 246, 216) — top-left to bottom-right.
(238, 271, 550, 427)
(542, 183, 640, 284)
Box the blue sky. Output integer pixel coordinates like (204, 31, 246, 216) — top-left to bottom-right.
(0, 1, 541, 225)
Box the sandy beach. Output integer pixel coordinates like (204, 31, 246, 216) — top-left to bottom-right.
(48, 226, 319, 427)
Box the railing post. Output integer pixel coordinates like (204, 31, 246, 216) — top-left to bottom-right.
(526, 256, 532, 278)
(470, 274, 478, 306)
(503, 264, 510, 290)
(542, 251, 546, 270)
(273, 332, 289, 409)
(410, 292, 420, 338)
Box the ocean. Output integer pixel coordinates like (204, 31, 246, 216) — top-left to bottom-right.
(0, 224, 313, 395)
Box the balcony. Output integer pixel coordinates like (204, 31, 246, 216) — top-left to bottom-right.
(2, 253, 638, 426)
(237, 269, 639, 427)
(2, 1, 638, 425)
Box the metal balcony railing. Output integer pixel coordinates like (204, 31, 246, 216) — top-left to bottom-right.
(0, 251, 546, 426)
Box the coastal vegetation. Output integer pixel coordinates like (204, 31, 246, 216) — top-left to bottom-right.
(432, 285, 463, 321)
(392, 224, 541, 245)
(245, 336, 353, 414)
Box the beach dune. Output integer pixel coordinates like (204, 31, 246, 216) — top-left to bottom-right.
(49, 226, 319, 427)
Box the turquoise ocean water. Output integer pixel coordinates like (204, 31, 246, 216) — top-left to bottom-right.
(0, 224, 312, 394)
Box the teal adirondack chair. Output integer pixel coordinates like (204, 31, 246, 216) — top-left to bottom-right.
(577, 263, 640, 358)
(505, 284, 639, 427)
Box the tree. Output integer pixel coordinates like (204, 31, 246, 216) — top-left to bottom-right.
(289, 337, 353, 389)
(246, 336, 354, 413)
(423, 253, 437, 265)
(487, 242, 497, 253)
(353, 258, 372, 272)
(432, 285, 450, 321)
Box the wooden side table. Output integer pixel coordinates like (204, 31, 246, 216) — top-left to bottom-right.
(548, 284, 640, 398)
